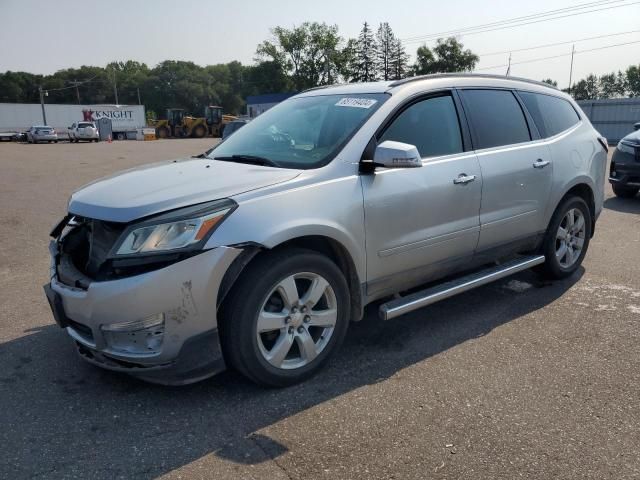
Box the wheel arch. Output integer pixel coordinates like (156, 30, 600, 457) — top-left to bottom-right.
(554, 180, 596, 237)
(217, 234, 364, 322)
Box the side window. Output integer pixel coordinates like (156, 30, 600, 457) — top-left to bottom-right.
(460, 89, 531, 149)
(379, 95, 463, 158)
(518, 91, 580, 138)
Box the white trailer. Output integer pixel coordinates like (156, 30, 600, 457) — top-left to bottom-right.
(0, 103, 146, 140)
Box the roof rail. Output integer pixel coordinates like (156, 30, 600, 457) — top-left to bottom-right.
(301, 84, 346, 93)
(388, 73, 558, 90)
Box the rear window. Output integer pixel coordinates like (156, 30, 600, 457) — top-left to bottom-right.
(518, 91, 580, 138)
(78, 122, 94, 128)
(460, 89, 531, 149)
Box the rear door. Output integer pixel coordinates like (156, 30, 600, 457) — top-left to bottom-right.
(459, 89, 552, 252)
(362, 92, 482, 295)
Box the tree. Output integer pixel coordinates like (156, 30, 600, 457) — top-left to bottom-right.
(571, 79, 589, 100)
(348, 22, 378, 82)
(599, 73, 618, 99)
(375, 22, 395, 81)
(256, 22, 343, 91)
(413, 37, 478, 75)
(541, 78, 558, 87)
(413, 45, 436, 75)
(571, 74, 601, 101)
(390, 38, 410, 80)
(584, 74, 600, 99)
(626, 64, 640, 97)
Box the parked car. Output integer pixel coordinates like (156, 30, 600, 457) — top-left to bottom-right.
(26, 125, 58, 143)
(222, 119, 249, 140)
(14, 131, 27, 142)
(45, 74, 607, 387)
(68, 121, 99, 143)
(610, 126, 640, 198)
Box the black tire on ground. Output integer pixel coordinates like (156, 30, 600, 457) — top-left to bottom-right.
(54, 140, 58, 143)
(612, 184, 639, 198)
(219, 248, 351, 387)
(536, 195, 592, 280)
(193, 125, 206, 138)
(156, 127, 169, 139)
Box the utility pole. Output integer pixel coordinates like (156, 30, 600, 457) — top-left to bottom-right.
(70, 79, 81, 104)
(568, 44, 575, 95)
(38, 86, 47, 125)
(110, 68, 119, 104)
(506, 53, 512, 76)
(113, 77, 119, 105)
(137, 87, 141, 106)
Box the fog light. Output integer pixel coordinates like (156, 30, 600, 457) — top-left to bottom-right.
(101, 313, 165, 355)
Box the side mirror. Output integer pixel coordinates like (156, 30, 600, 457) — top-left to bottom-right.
(370, 140, 422, 169)
(634, 122, 640, 131)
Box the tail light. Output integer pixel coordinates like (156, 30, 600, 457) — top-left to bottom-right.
(597, 136, 608, 153)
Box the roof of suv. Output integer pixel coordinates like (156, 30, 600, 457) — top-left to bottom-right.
(297, 73, 560, 97)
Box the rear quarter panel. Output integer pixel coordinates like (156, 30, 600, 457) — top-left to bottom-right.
(543, 118, 606, 226)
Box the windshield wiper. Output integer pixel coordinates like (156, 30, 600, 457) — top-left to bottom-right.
(213, 155, 280, 168)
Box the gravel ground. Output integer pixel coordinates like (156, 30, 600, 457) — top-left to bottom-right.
(0, 139, 639, 479)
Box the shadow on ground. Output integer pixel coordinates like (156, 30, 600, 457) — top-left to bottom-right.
(604, 195, 640, 214)
(0, 269, 582, 478)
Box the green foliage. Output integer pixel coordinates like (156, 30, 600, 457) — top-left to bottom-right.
(256, 22, 344, 90)
(627, 64, 640, 97)
(541, 78, 558, 87)
(348, 22, 378, 82)
(413, 37, 479, 75)
(568, 66, 639, 100)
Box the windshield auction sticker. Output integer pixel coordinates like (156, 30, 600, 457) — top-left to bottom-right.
(335, 98, 378, 108)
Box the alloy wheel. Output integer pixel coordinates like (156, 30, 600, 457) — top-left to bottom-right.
(555, 208, 586, 268)
(256, 272, 337, 370)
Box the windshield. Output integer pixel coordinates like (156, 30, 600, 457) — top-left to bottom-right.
(208, 93, 388, 169)
(78, 122, 94, 128)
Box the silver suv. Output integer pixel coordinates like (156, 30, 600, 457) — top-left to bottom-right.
(45, 74, 607, 386)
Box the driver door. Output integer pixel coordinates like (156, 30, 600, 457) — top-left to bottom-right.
(362, 92, 482, 296)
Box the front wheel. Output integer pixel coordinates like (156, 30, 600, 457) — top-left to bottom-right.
(612, 184, 639, 198)
(219, 249, 350, 387)
(537, 196, 591, 279)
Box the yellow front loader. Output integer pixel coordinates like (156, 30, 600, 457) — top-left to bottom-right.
(151, 106, 237, 139)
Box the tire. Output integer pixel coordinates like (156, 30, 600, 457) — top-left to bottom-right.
(193, 125, 206, 138)
(536, 195, 591, 279)
(156, 127, 169, 139)
(612, 184, 639, 198)
(219, 248, 351, 387)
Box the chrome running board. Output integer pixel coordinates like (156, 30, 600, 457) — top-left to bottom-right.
(379, 255, 545, 321)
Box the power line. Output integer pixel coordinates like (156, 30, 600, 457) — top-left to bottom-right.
(402, 0, 640, 43)
(43, 75, 98, 92)
(403, 0, 623, 41)
(475, 39, 640, 71)
(478, 29, 640, 56)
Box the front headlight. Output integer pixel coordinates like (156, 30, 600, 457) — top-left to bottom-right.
(113, 199, 236, 256)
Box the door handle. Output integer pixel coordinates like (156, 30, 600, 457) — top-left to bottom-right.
(533, 159, 551, 169)
(453, 174, 476, 185)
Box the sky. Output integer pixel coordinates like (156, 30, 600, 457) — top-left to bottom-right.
(1, 0, 639, 89)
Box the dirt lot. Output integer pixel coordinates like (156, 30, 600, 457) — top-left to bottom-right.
(1, 139, 639, 479)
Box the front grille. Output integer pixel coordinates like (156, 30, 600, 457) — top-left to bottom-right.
(59, 217, 125, 281)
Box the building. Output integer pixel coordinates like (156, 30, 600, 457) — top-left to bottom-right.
(246, 92, 297, 118)
(577, 97, 640, 144)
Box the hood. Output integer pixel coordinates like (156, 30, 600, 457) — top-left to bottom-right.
(69, 158, 301, 222)
(620, 129, 640, 146)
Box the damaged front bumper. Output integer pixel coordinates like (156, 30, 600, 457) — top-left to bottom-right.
(45, 242, 242, 385)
